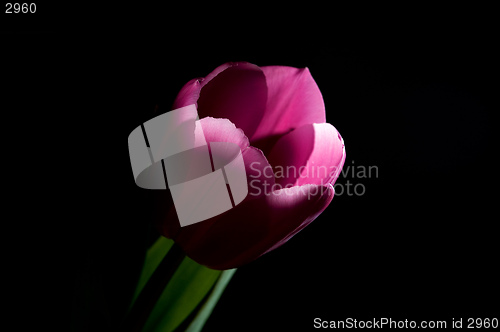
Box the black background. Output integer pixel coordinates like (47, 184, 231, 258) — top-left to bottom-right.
(3, 6, 497, 331)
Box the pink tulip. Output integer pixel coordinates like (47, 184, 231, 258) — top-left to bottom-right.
(156, 62, 346, 269)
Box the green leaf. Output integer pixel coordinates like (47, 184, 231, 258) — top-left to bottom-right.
(184, 269, 237, 332)
(130, 236, 174, 308)
(143, 257, 222, 332)
(130, 236, 236, 332)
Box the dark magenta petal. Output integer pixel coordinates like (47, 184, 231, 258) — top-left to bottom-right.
(172, 78, 202, 109)
(197, 62, 267, 140)
(251, 66, 326, 144)
(266, 124, 314, 187)
(177, 184, 334, 269)
(243, 147, 275, 199)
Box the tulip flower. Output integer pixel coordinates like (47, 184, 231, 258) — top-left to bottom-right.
(155, 62, 346, 270)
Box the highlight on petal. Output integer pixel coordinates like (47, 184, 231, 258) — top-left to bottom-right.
(251, 66, 326, 144)
(267, 123, 346, 187)
(197, 62, 267, 139)
(198, 117, 250, 152)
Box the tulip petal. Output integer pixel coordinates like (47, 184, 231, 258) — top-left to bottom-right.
(267, 123, 346, 187)
(251, 66, 326, 149)
(196, 62, 267, 139)
(198, 117, 249, 152)
(242, 147, 275, 199)
(176, 184, 334, 270)
(172, 78, 202, 109)
(159, 63, 343, 270)
(261, 183, 335, 255)
(199, 63, 235, 88)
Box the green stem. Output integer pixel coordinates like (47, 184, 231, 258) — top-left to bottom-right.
(123, 242, 186, 332)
